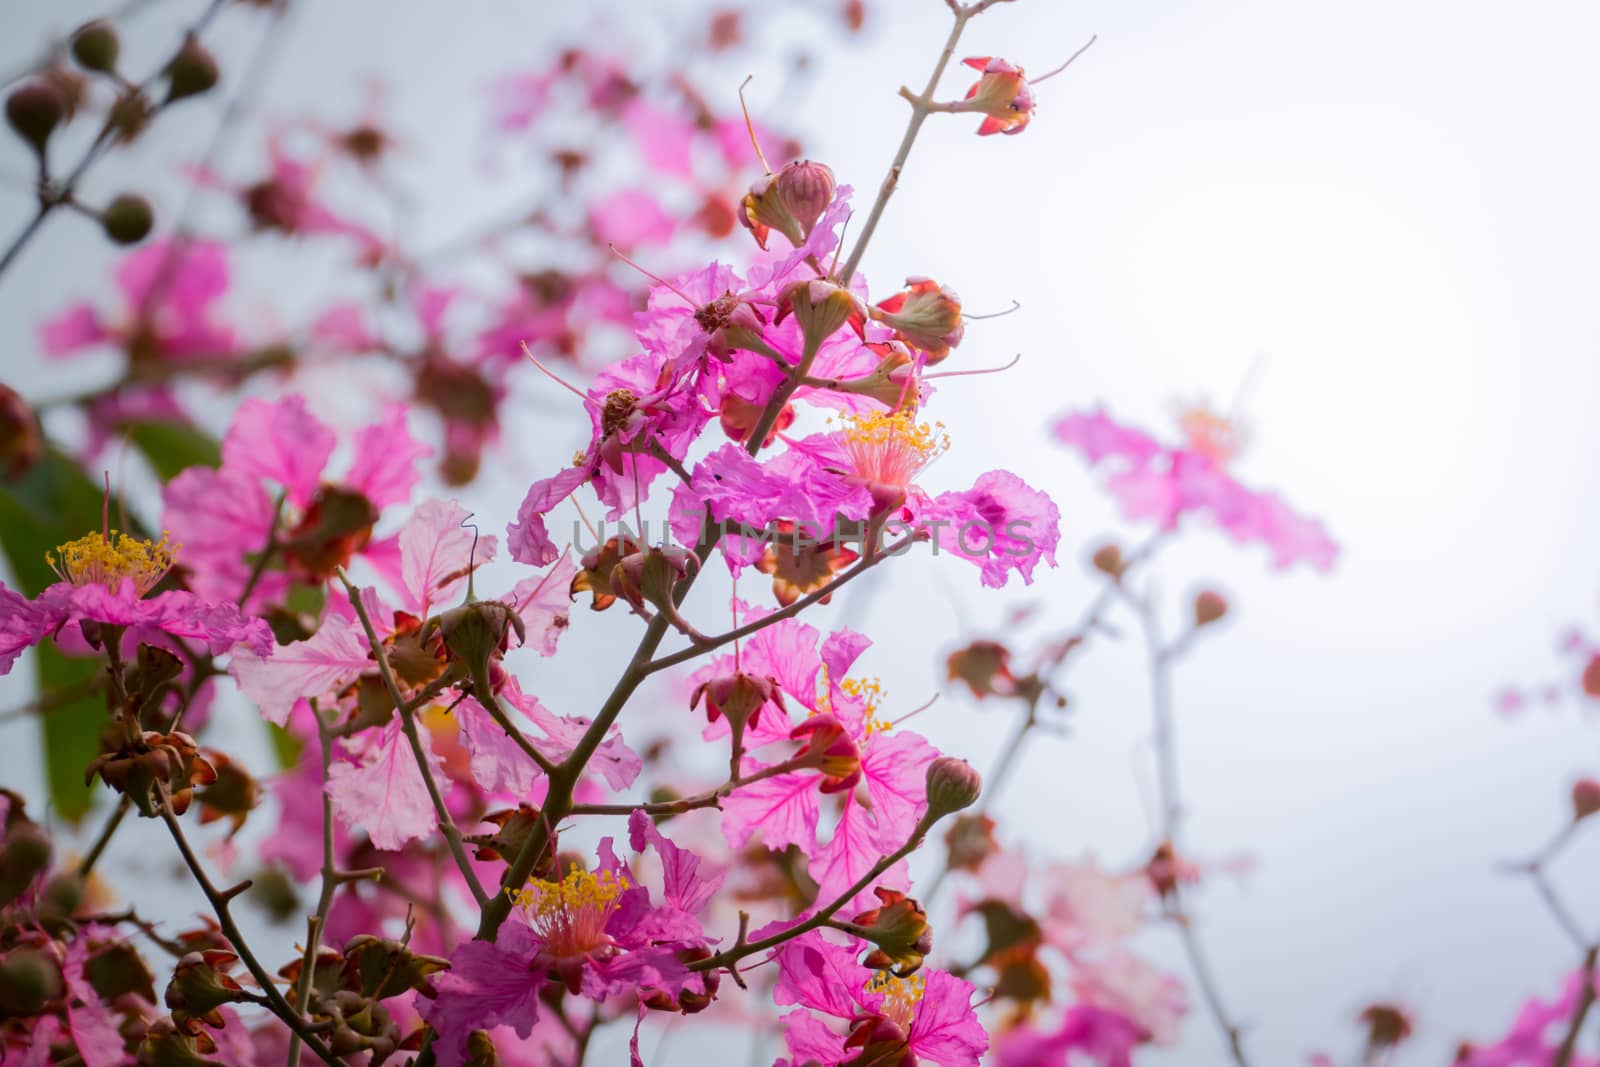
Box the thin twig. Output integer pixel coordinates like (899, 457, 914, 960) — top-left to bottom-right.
(156, 791, 344, 1066)
(338, 572, 490, 909)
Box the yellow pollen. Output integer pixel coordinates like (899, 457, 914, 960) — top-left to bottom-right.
(836, 412, 949, 489)
(48, 530, 177, 597)
(509, 864, 629, 957)
(866, 970, 926, 1030)
(841, 676, 891, 735)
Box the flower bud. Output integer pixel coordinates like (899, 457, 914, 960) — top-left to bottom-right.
(435, 599, 524, 675)
(852, 887, 933, 975)
(774, 159, 836, 236)
(102, 193, 153, 245)
(0, 384, 42, 481)
(873, 278, 964, 363)
(37, 871, 84, 922)
(776, 279, 865, 356)
(5, 81, 65, 155)
(571, 536, 642, 611)
(166, 950, 244, 1024)
(71, 21, 121, 73)
(791, 714, 863, 792)
(137, 1016, 220, 1067)
(1090, 543, 1124, 577)
(0, 821, 52, 907)
(164, 35, 219, 103)
(925, 757, 982, 818)
(1193, 590, 1228, 627)
(1573, 778, 1600, 822)
(0, 948, 62, 1015)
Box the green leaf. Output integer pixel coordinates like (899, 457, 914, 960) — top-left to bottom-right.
(124, 422, 221, 481)
(265, 722, 303, 769)
(36, 644, 106, 822)
(0, 448, 122, 823)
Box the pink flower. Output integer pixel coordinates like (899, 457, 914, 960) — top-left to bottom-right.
(424, 833, 712, 1067)
(591, 188, 677, 249)
(774, 931, 987, 1067)
(722, 634, 937, 911)
(0, 530, 271, 679)
(995, 1004, 1143, 1067)
(1456, 970, 1600, 1067)
(1053, 405, 1338, 572)
(164, 396, 431, 600)
(40, 238, 234, 362)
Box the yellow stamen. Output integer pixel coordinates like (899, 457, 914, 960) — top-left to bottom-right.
(866, 969, 926, 1031)
(47, 530, 176, 597)
(841, 676, 891, 735)
(836, 412, 949, 489)
(509, 864, 630, 958)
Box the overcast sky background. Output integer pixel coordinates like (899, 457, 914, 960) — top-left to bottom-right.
(4, 1, 1600, 1064)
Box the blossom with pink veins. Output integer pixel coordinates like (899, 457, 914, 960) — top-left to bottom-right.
(721, 629, 937, 912)
(0, 528, 272, 679)
(1053, 405, 1338, 572)
(773, 930, 988, 1067)
(422, 829, 716, 1067)
(162, 395, 431, 604)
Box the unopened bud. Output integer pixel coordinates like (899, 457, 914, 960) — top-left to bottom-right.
(774, 159, 836, 236)
(71, 21, 121, 73)
(165, 35, 219, 103)
(0, 822, 52, 906)
(1090, 543, 1123, 577)
(166, 950, 244, 1023)
(6, 81, 64, 155)
(1193, 590, 1228, 627)
(776, 279, 865, 356)
(102, 193, 153, 244)
(37, 871, 83, 921)
(1573, 778, 1600, 822)
(925, 757, 982, 819)
(0, 948, 63, 1015)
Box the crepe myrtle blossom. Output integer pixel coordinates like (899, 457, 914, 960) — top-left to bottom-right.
(162, 395, 431, 604)
(423, 825, 717, 1067)
(773, 931, 988, 1067)
(670, 412, 1060, 589)
(721, 628, 938, 910)
(41, 238, 236, 365)
(1455, 969, 1600, 1067)
(1053, 404, 1337, 572)
(0, 528, 271, 677)
(994, 1004, 1143, 1067)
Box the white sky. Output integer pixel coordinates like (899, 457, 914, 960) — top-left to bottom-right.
(4, 1, 1600, 1064)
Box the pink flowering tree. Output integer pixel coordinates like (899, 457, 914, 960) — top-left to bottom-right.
(0, 2, 1590, 1067)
